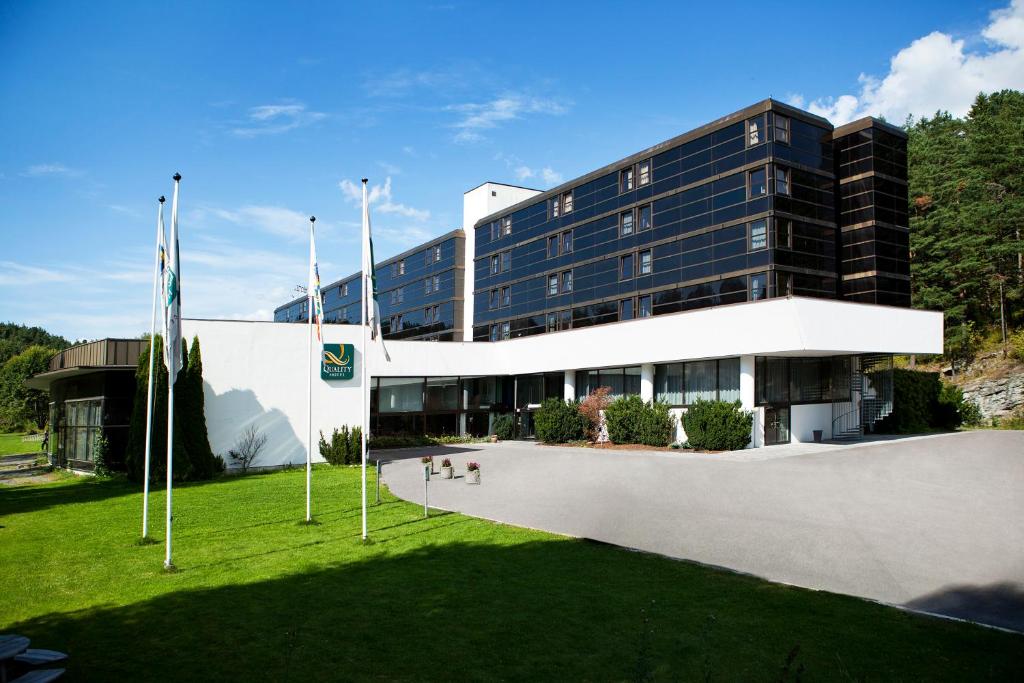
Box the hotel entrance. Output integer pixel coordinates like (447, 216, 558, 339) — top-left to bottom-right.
(764, 405, 791, 445)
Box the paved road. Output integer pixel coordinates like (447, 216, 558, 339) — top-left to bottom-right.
(381, 431, 1024, 631)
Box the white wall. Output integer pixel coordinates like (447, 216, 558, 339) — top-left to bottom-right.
(790, 403, 834, 443)
(461, 183, 543, 341)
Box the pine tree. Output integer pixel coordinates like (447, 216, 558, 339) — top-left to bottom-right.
(125, 336, 188, 483)
(182, 336, 218, 479)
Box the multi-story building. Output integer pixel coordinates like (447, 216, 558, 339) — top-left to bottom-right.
(275, 229, 466, 341)
(239, 99, 937, 451)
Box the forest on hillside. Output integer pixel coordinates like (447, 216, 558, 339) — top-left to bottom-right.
(906, 89, 1024, 362)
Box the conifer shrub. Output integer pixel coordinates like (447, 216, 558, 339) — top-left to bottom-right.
(534, 397, 587, 443)
(491, 413, 515, 440)
(682, 399, 753, 451)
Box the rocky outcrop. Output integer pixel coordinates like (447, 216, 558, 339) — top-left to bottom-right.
(961, 374, 1024, 418)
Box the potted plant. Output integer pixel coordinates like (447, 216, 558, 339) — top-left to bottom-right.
(440, 457, 453, 479)
(421, 455, 435, 474)
(465, 461, 481, 485)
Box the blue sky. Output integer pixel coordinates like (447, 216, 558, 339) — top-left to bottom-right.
(1, 0, 1022, 341)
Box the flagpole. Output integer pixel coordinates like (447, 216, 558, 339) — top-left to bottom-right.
(165, 172, 181, 571)
(142, 196, 165, 540)
(306, 216, 315, 523)
(361, 179, 369, 541)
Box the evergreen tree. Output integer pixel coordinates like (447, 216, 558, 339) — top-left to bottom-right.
(125, 336, 188, 483)
(181, 336, 218, 479)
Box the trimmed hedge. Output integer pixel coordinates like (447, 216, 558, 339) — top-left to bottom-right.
(534, 398, 587, 443)
(492, 414, 515, 440)
(604, 395, 677, 447)
(683, 400, 753, 451)
(875, 369, 964, 433)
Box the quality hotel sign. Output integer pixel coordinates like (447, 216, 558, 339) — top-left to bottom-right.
(321, 343, 354, 381)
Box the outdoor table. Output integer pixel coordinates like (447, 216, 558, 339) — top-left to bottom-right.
(0, 636, 31, 683)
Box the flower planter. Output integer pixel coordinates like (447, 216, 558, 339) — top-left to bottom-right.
(490, 435, 498, 443)
(440, 465, 454, 479)
(466, 469, 481, 485)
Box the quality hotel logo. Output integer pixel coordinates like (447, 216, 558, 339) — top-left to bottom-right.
(321, 343, 354, 381)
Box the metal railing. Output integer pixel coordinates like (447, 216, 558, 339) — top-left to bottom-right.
(832, 354, 893, 440)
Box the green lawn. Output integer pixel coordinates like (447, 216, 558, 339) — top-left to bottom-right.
(0, 432, 40, 457)
(0, 467, 1020, 681)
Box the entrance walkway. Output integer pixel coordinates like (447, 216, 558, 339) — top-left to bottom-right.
(380, 431, 1024, 631)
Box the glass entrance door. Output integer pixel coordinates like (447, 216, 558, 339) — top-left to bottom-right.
(764, 406, 790, 445)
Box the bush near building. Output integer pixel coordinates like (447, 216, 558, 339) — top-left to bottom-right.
(875, 369, 968, 433)
(534, 398, 587, 443)
(603, 395, 677, 447)
(491, 413, 515, 440)
(683, 400, 753, 451)
(319, 425, 363, 465)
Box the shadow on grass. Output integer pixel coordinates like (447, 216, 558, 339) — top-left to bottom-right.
(904, 581, 1024, 633)
(0, 477, 137, 517)
(7, 540, 1024, 682)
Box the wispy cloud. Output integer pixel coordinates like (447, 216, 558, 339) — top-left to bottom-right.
(0, 261, 75, 286)
(195, 205, 315, 241)
(21, 163, 81, 178)
(231, 102, 327, 137)
(376, 160, 402, 175)
(363, 67, 470, 98)
(447, 93, 569, 143)
(338, 176, 430, 221)
(108, 204, 141, 218)
(789, 0, 1024, 124)
(495, 152, 563, 188)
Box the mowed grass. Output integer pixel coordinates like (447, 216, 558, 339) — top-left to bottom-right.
(1, 467, 1021, 681)
(0, 432, 39, 456)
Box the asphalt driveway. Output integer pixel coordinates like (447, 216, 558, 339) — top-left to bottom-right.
(380, 431, 1024, 631)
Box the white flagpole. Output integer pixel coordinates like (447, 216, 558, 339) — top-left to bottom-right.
(361, 179, 369, 541)
(165, 172, 181, 570)
(306, 216, 315, 523)
(142, 195, 165, 539)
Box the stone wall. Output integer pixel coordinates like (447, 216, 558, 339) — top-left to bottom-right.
(962, 374, 1024, 418)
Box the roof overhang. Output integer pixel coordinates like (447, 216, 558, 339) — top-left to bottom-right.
(25, 366, 136, 391)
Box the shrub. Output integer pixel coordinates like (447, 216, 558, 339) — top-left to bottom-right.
(875, 370, 964, 433)
(492, 414, 515, 440)
(683, 400, 753, 451)
(320, 426, 364, 465)
(578, 387, 612, 442)
(1010, 329, 1024, 362)
(92, 434, 113, 478)
(534, 397, 587, 443)
(604, 395, 677, 446)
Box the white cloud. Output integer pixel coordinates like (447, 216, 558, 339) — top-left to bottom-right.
(376, 160, 402, 175)
(791, 0, 1024, 124)
(447, 94, 569, 142)
(0, 262, 74, 286)
(201, 205, 313, 241)
(21, 163, 81, 178)
(231, 102, 327, 137)
(338, 176, 430, 221)
(495, 153, 563, 188)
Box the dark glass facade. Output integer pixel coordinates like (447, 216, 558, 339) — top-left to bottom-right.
(471, 100, 910, 341)
(833, 119, 911, 306)
(274, 231, 465, 341)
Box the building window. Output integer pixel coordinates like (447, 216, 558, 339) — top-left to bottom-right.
(432, 304, 439, 321)
(390, 290, 397, 305)
(638, 294, 651, 318)
(391, 263, 398, 277)
(433, 275, 440, 292)
(501, 216, 512, 236)
(777, 218, 792, 248)
(340, 306, 347, 321)
(750, 272, 767, 301)
(747, 115, 764, 146)
(490, 254, 500, 275)
(774, 114, 790, 144)
(777, 271, 793, 296)
(559, 309, 571, 330)
(561, 191, 573, 214)
(561, 270, 573, 293)
(749, 219, 768, 250)
(341, 283, 348, 296)
(395, 287, 403, 303)
(501, 250, 511, 272)
(398, 260, 405, 275)
(639, 250, 652, 275)
(620, 253, 634, 279)
(638, 204, 652, 231)
(548, 274, 558, 296)
(489, 289, 498, 309)
(654, 364, 684, 406)
(425, 278, 431, 294)
(685, 360, 717, 404)
(620, 298, 634, 320)
(501, 286, 510, 307)
(501, 321, 510, 340)
(551, 196, 560, 218)
(620, 210, 634, 236)
(749, 168, 767, 197)
(775, 167, 790, 195)
(424, 306, 433, 323)
(547, 235, 559, 258)
(620, 167, 634, 192)
(546, 312, 557, 333)
(638, 160, 651, 186)
(562, 231, 572, 253)
(395, 314, 403, 330)
(490, 324, 499, 342)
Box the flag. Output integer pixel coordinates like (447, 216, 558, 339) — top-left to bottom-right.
(158, 200, 167, 299)
(308, 218, 324, 340)
(163, 175, 183, 386)
(361, 180, 383, 342)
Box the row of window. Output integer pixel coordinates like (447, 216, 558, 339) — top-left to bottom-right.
(389, 245, 444, 277)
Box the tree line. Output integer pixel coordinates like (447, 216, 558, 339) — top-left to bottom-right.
(907, 89, 1024, 360)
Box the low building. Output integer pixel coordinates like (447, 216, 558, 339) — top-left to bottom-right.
(25, 338, 144, 471)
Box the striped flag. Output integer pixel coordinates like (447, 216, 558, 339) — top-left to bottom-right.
(163, 174, 183, 385)
(361, 180, 383, 342)
(308, 217, 324, 340)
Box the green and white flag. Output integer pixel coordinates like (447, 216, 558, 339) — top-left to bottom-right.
(361, 179, 383, 343)
(163, 175, 183, 385)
